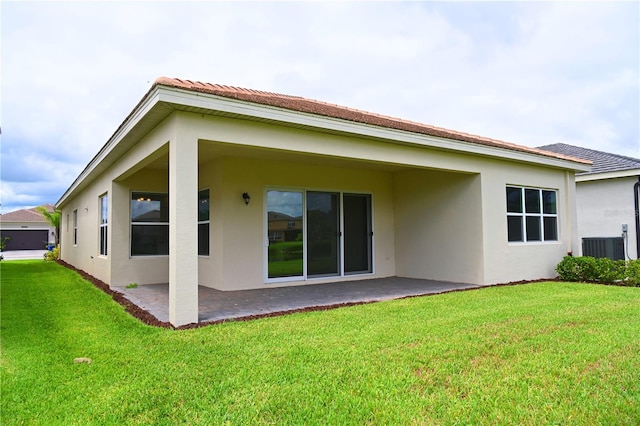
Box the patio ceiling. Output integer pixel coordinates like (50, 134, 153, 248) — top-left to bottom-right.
(142, 139, 426, 174)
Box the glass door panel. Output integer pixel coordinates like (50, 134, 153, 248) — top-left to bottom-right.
(267, 190, 303, 278)
(307, 192, 340, 277)
(344, 194, 372, 274)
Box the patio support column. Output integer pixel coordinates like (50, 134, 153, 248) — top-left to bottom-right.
(168, 132, 199, 327)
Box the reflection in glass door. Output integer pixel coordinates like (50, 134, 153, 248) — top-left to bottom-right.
(307, 192, 340, 277)
(267, 190, 304, 279)
(344, 194, 372, 274)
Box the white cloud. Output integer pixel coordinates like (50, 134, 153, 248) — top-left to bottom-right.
(1, 1, 638, 213)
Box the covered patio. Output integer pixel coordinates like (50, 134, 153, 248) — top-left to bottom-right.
(115, 278, 480, 324)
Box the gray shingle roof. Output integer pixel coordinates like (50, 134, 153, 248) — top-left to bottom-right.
(538, 143, 640, 175)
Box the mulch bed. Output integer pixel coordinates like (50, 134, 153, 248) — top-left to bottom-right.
(56, 260, 378, 330)
(57, 259, 562, 330)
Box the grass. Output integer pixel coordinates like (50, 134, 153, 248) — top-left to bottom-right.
(2, 260, 640, 425)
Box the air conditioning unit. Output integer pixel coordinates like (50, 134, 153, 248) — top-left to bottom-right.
(582, 237, 624, 260)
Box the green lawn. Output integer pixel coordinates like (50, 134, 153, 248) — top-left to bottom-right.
(2, 261, 640, 425)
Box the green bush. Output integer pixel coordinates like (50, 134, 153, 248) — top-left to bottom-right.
(594, 258, 626, 283)
(556, 256, 640, 286)
(627, 260, 640, 286)
(555, 256, 582, 281)
(44, 246, 60, 261)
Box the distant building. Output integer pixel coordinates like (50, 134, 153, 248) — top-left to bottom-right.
(0, 204, 56, 250)
(539, 143, 640, 260)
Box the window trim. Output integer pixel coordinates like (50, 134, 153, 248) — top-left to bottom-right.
(506, 186, 559, 244)
(99, 193, 108, 256)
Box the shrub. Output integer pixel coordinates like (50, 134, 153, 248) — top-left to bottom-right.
(556, 256, 640, 286)
(626, 260, 640, 286)
(594, 258, 626, 284)
(44, 246, 60, 261)
(555, 256, 582, 281)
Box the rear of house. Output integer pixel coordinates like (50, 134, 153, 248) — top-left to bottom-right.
(56, 78, 591, 326)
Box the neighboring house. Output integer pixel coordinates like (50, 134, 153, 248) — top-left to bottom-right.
(56, 77, 591, 326)
(539, 143, 640, 260)
(0, 204, 56, 250)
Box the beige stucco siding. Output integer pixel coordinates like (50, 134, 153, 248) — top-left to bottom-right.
(576, 176, 638, 259)
(479, 160, 576, 284)
(59, 172, 111, 284)
(394, 169, 484, 284)
(59, 109, 580, 292)
(198, 156, 396, 290)
(59, 115, 175, 286)
(109, 169, 170, 287)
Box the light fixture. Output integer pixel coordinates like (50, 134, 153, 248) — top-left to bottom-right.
(242, 192, 251, 205)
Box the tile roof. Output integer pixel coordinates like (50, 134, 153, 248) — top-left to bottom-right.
(538, 143, 640, 175)
(0, 204, 55, 222)
(153, 77, 591, 166)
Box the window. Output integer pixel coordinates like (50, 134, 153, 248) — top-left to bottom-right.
(198, 189, 210, 256)
(99, 194, 108, 256)
(506, 186, 558, 243)
(131, 192, 169, 256)
(73, 209, 78, 245)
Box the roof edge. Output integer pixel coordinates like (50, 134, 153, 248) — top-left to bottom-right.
(153, 77, 592, 167)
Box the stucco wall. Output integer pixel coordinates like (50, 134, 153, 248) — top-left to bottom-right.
(394, 169, 483, 284)
(198, 156, 396, 290)
(576, 176, 638, 259)
(59, 173, 111, 284)
(479, 159, 575, 284)
(109, 169, 170, 287)
(58, 110, 580, 291)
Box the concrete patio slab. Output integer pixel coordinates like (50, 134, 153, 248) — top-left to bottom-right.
(114, 277, 480, 324)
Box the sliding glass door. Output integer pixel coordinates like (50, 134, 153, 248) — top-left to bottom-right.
(344, 194, 372, 274)
(307, 192, 340, 277)
(266, 189, 372, 281)
(267, 190, 303, 279)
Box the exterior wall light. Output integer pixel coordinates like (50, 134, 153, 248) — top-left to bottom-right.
(242, 192, 251, 205)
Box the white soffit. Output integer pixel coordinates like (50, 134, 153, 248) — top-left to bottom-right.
(577, 169, 640, 182)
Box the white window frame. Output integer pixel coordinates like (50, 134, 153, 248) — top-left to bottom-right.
(506, 186, 559, 244)
(99, 193, 108, 256)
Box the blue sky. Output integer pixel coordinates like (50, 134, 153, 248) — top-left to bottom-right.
(1, 1, 638, 213)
